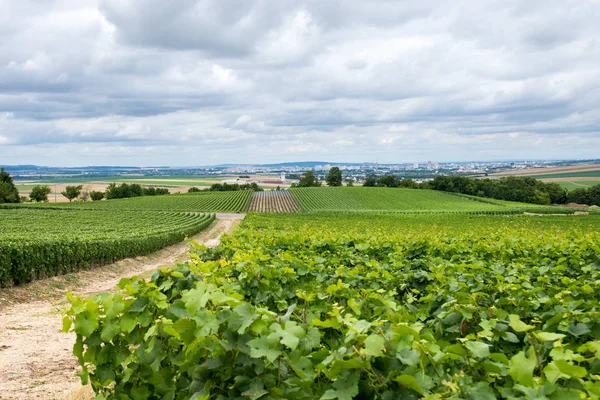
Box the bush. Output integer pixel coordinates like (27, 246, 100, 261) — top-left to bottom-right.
(90, 191, 105, 201)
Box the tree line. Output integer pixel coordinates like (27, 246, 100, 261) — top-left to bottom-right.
(0, 169, 172, 203)
(188, 182, 263, 193)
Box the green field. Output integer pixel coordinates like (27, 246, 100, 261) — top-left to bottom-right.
(68, 211, 600, 398)
(554, 180, 600, 191)
(292, 187, 511, 212)
(526, 170, 600, 179)
(11, 191, 253, 213)
(0, 209, 215, 286)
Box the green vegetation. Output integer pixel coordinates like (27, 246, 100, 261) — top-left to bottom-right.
(291, 187, 507, 212)
(566, 185, 600, 206)
(0, 209, 215, 286)
(65, 212, 600, 399)
(526, 170, 600, 179)
(90, 190, 105, 201)
(428, 176, 567, 205)
(29, 185, 52, 202)
(326, 167, 343, 186)
(364, 174, 419, 188)
(9, 190, 253, 213)
(0, 168, 20, 203)
(556, 181, 600, 191)
(292, 170, 322, 188)
(189, 182, 262, 192)
(105, 182, 170, 199)
(61, 185, 83, 202)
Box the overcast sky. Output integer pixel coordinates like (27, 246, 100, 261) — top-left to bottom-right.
(0, 0, 599, 166)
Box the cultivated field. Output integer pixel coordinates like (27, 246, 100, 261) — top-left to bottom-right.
(490, 163, 600, 178)
(14, 174, 294, 202)
(291, 186, 507, 212)
(2, 186, 600, 399)
(14, 190, 253, 213)
(246, 190, 301, 213)
(0, 209, 214, 286)
(65, 211, 600, 398)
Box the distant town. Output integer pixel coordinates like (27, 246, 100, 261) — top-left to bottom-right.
(3, 159, 599, 185)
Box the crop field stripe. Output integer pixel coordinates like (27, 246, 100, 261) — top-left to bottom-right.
(290, 187, 506, 212)
(245, 190, 302, 213)
(0, 209, 216, 286)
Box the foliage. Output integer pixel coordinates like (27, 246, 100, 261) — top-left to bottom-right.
(62, 185, 83, 202)
(29, 185, 52, 202)
(209, 182, 262, 192)
(0, 167, 20, 203)
(0, 210, 214, 286)
(105, 183, 169, 199)
(326, 167, 343, 187)
(566, 184, 600, 206)
(293, 170, 322, 188)
(189, 183, 263, 192)
(90, 191, 105, 201)
(427, 176, 568, 205)
(65, 212, 600, 399)
(362, 175, 418, 188)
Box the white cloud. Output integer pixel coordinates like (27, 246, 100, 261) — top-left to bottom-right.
(0, 0, 598, 166)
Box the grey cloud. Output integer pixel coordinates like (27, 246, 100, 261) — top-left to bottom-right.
(0, 0, 599, 165)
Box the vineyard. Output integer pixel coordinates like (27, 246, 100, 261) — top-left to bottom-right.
(246, 190, 302, 213)
(66, 212, 600, 399)
(0, 209, 215, 286)
(5, 190, 253, 213)
(291, 187, 507, 212)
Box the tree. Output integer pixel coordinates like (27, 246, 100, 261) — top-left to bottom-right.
(29, 185, 52, 202)
(326, 167, 343, 187)
(346, 181, 354, 187)
(61, 185, 83, 202)
(0, 168, 20, 203)
(363, 176, 378, 187)
(90, 191, 105, 201)
(297, 170, 322, 187)
(79, 185, 92, 201)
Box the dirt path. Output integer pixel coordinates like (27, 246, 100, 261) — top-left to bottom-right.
(0, 214, 244, 400)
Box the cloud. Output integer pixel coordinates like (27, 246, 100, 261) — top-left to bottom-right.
(0, 0, 599, 166)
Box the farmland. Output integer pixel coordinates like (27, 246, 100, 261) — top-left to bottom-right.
(0, 209, 215, 287)
(246, 190, 301, 213)
(12, 190, 253, 213)
(3, 184, 600, 398)
(66, 212, 600, 398)
(292, 187, 508, 212)
(549, 180, 600, 191)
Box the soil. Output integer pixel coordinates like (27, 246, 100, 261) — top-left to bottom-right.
(0, 214, 244, 400)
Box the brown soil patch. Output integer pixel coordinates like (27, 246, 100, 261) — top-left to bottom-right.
(0, 215, 244, 400)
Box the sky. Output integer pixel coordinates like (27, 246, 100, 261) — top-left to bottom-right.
(0, 0, 599, 166)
